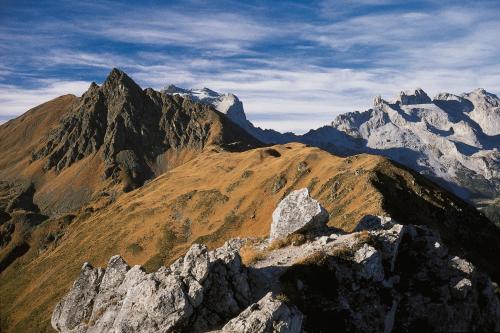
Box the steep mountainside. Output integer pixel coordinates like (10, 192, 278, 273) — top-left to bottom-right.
(167, 86, 500, 222)
(1, 143, 498, 332)
(0, 69, 260, 215)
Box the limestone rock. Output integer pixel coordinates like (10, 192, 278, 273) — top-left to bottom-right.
(354, 215, 395, 231)
(354, 244, 384, 282)
(52, 242, 252, 333)
(53, 218, 500, 333)
(270, 188, 328, 240)
(51, 263, 104, 333)
(220, 293, 303, 333)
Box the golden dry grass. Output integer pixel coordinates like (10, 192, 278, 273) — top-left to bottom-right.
(267, 233, 306, 251)
(0, 143, 393, 332)
(2, 140, 496, 332)
(239, 244, 266, 266)
(295, 251, 329, 266)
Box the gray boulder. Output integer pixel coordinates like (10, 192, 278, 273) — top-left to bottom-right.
(354, 244, 384, 282)
(220, 292, 303, 333)
(270, 188, 328, 240)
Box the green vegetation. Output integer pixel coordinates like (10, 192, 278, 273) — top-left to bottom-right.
(126, 243, 144, 255)
(143, 227, 177, 272)
(194, 211, 242, 245)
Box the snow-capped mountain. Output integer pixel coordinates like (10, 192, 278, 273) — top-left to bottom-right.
(163, 84, 499, 220)
(311, 88, 500, 200)
(163, 85, 293, 143)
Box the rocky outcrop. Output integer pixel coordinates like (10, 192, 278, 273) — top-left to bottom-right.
(219, 293, 303, 333)
(53, 218, 500, 333)
(396, 88, 432, 105)
(53, 191, 500, 333)
(163, 85, 294, 144)
(270, 188, 328, 240)
(0, 181, 47, 272)
(52, 240, 252, 333)
(463, 88, 500, 136)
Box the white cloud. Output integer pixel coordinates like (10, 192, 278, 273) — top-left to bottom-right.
(1, 2, 500, 134)
(0, 80, 90, 117)
(82, 11, 279, 54)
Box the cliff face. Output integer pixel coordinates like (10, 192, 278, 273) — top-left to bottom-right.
(33, 69, 260, 182)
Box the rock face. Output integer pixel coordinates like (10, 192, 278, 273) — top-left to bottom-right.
(0, 180, 47, 272)
(396, 88, 432, 105)
(270, 188, 328, 240)
(52, 241, 253, 333)
(31, 69, 261, 190)
(322, 88, 500, 199)
(163, 85, 294, 144)
(219, 293, 303, 333)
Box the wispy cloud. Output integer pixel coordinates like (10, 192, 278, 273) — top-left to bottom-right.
(0, 80, 89, 117)
(1, 1, 499, 133)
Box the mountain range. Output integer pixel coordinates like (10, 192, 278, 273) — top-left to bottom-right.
(0, 68, 499, 332)
(164, 84, 500, 224)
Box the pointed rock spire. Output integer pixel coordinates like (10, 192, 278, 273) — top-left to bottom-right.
(102, 68, 142, 95)
(397, 88, 431, 105)
(373, 95, 386, 107)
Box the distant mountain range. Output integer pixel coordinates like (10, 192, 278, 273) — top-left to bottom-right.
(165, 85, 500, 223)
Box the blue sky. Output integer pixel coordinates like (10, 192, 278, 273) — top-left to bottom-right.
(1, 0, 500, 132)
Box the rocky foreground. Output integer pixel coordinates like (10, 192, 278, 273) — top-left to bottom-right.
(52, 189, 500, 332)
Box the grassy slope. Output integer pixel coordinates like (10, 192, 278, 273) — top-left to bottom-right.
(0, 143, 385, 331)
(0, 143, 498, 332)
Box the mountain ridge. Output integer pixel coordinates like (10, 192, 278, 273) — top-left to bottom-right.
(165, 84, 500, 223)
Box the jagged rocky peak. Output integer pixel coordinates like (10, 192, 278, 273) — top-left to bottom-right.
(463, 88, 500, 136)
(163, 85, 249, 126)
(373, 95, 388, 108)
(163, 84, 188, 94)
(396, 88, 432, 105)
(30, 68, 261, 191)
(52, 188, 500, 332)
(162, 84, 295, 144)
(102, 68, 141, 92)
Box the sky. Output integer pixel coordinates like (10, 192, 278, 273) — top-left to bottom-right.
(1, 0, 500, 133)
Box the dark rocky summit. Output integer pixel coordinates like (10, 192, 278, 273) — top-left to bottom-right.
(31, 68, 261, 191)
(52, 189, 500, 333)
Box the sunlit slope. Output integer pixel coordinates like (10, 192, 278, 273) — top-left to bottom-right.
(1, 143, 498, 332)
